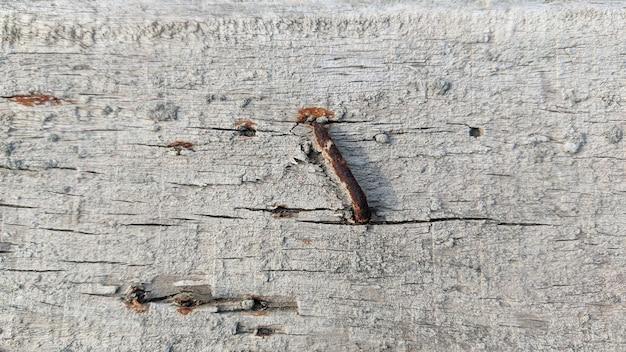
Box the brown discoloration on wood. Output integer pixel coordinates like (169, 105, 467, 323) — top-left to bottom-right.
(176, 307, 193, 315)
(172, 292, 205, 315)
(310, 122, 371, 224)
(235, 118, 256, 129)
(167, 140, 195, 155)
(301, 238, 313, 245)
(122, 285, 149, 313)
(126, 299, 149, 313)
(297, 107, 335, 123)
(4, 94, 66, 107)
(235, 119, 257, 136)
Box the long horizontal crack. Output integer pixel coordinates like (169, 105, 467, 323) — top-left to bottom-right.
(193, 213, 244, 220)
(296, 216, 555, 226)
(122, 223, 177, 227)
(3, 268, 65, 273)
(0, 202, 37, 209)
(372, 216, 494, 225)
(39, 227, 101, 235)
(60, 259, 150, 266)
(187, 126, 289, 135)
(236, 206, 337, 219)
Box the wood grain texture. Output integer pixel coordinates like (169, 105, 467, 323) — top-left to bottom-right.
(0, 1, 624, 351)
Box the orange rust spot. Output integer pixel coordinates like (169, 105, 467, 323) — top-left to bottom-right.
(297, 107, 335, 123)
(167, 140, 195, 155)
(177, 307, 193, 315)
(6, 95, 65, 107)
(235, 119, 257, 137)
(122, 285, 149, 313)
(125, 299, 148, 313)
(235, 118, 256, 129)
(301, 239, 313, 245)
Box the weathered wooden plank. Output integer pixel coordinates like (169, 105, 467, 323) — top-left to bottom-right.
(0, 1, 624, 351)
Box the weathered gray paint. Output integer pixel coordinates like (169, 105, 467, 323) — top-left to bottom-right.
(0, 1, 624, 351)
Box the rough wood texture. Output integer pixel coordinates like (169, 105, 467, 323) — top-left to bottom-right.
(1, 1, 624, 351)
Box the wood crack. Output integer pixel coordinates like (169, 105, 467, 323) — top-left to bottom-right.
(236, 205, 336, 218)
(297, 217, 556, 226)
(121, 283, 298, 316)
(0, 202, 37, 209)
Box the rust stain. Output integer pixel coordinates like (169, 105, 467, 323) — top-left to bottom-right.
(172, 292, 202, 315)
(5, 94, 66, 107)
(301, 239, 313, 245)
(126, 299, 148, 313)
(235, 119, 257, 137)
(176, 307, 193, 315)
(297, 107, 335, 123)
(235, 118, 256, 129)
(173, 292, 197, 306)
(167, 140, 195, 155)
(123, 286, 149, 314)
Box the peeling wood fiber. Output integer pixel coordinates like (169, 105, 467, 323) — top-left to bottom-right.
(0, 1, 625, 351)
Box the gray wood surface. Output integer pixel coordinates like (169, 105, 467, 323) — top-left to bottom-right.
(0, 1, 624, 351)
